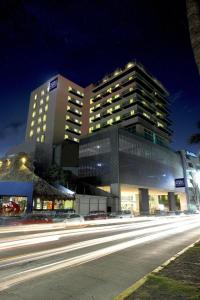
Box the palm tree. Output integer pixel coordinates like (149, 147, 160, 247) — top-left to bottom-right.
(189, 121, 200, 144)
(186, 0, 200, 74)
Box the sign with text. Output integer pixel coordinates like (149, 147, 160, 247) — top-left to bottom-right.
(175, 178, 185, 188)
(49, 78, 58, 92)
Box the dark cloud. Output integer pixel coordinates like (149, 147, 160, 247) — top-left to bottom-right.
(0, 121, 25, 141)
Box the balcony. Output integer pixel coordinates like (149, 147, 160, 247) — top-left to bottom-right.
(69, 88, 84, 98)
(67, 119, 81, 127)
(68, 98, 83, 108)
(67, 108, 82, 117)
(93, 105, 101, 112)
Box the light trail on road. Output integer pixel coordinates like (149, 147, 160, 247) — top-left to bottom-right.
(0, 216, 200, 292)
(0, 216, 195, 250)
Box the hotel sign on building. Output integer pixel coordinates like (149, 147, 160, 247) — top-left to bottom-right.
(49, 78, 58, 92)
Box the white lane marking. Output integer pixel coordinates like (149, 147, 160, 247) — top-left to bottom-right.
(0, 220, 200, 291)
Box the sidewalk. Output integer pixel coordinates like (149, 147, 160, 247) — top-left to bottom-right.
(115, 240, 200, 300)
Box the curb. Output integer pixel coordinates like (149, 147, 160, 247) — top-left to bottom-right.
(113, 238, 200, 300)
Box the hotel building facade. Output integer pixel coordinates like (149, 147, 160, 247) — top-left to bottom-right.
(12, 61, 198, 213)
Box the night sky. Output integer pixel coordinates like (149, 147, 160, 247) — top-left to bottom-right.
(0, 0, 200, 156)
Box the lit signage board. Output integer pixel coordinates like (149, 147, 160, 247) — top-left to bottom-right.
(175, 178, 185, 188)
(49, 78, 58, 92)
(186, 150, 197, 158)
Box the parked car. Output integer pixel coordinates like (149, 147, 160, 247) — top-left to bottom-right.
(84, 211, 108, 221)
(13, 214, 53, 225)
(62, 214, 84, 223)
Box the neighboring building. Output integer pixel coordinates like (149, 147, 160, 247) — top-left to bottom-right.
(179, 150, 200, 210)
(79, 127, 186, 214)
(83, 61, 172, 148)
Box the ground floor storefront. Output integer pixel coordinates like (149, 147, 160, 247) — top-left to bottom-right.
(99, 184, 187, 215)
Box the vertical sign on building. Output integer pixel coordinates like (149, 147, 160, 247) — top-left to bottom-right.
(49, 78, 58, 92)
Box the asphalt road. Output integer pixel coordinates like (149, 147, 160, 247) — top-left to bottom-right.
(0, 215, 200, 300)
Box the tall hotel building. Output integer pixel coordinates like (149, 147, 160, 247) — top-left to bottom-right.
(26, 61, 171, 147)
(82, 61, 172, 146)
(25, 75, 84, 145)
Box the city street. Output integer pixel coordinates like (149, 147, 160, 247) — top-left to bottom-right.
(0, 215, 200, 299)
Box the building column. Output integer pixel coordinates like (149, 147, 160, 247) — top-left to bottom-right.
(111, 183, 121, 212)
(139, 188, 149, 215)
(168, 192, 177, 211)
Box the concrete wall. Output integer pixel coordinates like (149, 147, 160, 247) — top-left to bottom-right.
(75, 194, 107, 215)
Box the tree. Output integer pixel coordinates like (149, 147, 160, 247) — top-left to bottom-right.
(186, 0, 200, 74)
(189, 121, 200, 144)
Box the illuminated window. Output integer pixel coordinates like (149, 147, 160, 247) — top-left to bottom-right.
(90, 116, 94, 123)
(43, 114, 47, 122)
(90, 98, 94, 104)
(38, 117, 42, 124)
(37, 127, 41, 133)
(114, 94, 120, 99)
(66, 115, 70, 120)
(116, 116, 121, 121)
(33, 102, 36, 109)
(32, 111, 36, 118)
(127, 62, 134, 68)
(41, 90, 45, 96)
(31, 121, 35, 127)
(68, 86, 72, 91)
(96, 113, 100, 118)
(0, 161, 2, 168)
(89, 127, 93, 133)
(36, 137, 40, 142)
(107, 88, 112, 93)
(156, 112, 163, 117)
(96, 124, 101, 129)
(39, 108, 43, 114)
(129, 76, 133, 80)
(43, 124, 46, 132)
(74, 138, 79, 142)
(143, 112, 150, 119)
(115, 84, 120, 88)
(76, 99, 80, 105)
(34, 94, 37, 100)
(40, 99, 44, 105)
(67, 105, 70, 110)
(90, 107, 94, 113)
(107, 98, 112, 104)
(131, 110, 135, 116)
(29, 130, 34, 137)
(115, 105, 120, 110)
(107, 119, 113, 125)
(157, 122, 164, 128)
(130, 98, 134, 103)
(41, 135, 45, 142)
(46, 95, 49, 102)
(107, 108, 112, 114)
(64, 134, 69, 139)
(45, 104, 48, 112)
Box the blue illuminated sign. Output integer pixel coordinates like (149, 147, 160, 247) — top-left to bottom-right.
(49, 78, 58, 92)
(175, 178, 185, 188)
(186, 151, 197, 158)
